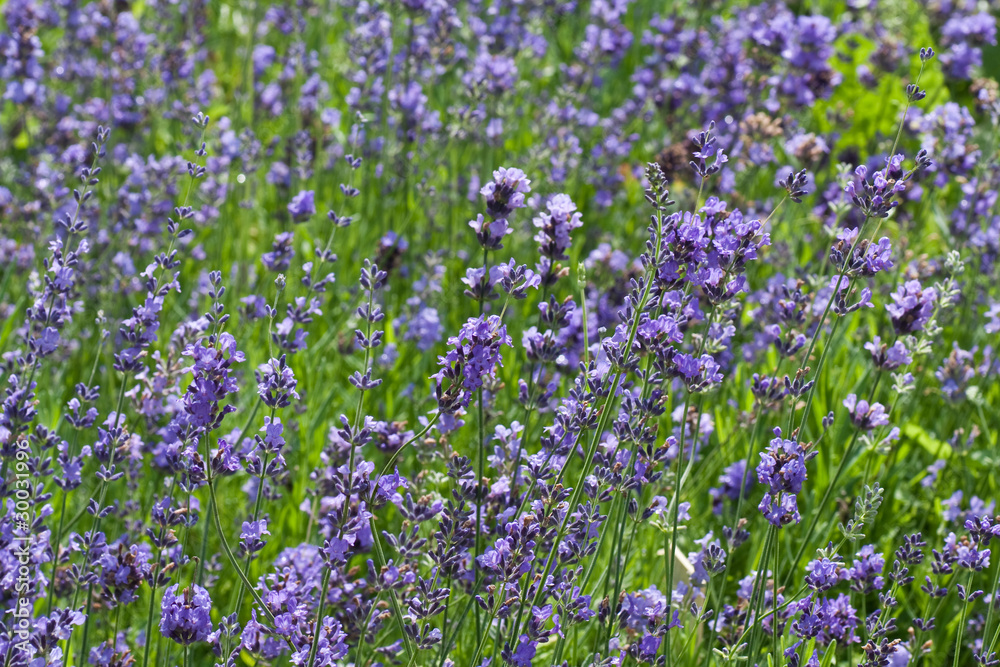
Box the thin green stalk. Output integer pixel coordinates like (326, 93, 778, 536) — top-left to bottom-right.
(503, 195, 671, 653)
(469, 596, 503, 667)
(46, 428, 81, 615)
(141, 475, 179, 667)
(789, 370, 885, 574)
(435, 598, 452, 666)
(207, 478, 287, 633)
(77, 584, 95, 666)
(368, 515, 415, 661)
(663, 387, 695, 667)
(732, 403, 765, 532)
(349, 415, 440, 664)
(602, 513, 643, 651)
(981, 563, 1000, 659)
(791, 59, 929, 452)
(773, 531, 781, 667)
(745, 524, 777, 663)
(702, 575, 722, 667)
(227, 447, 271, 618)
(306, 568, 333, 666)
(203, 435, 292, 648)
(195, 493, 213, 587)
(354, 594, 382, 667)
(474, 244, 489, 645)
(952, 572, 976, 667)
(76, 373, 130, 665)
(730, 583, 810, 654)
(506, 286, 549, 503)
(907, 571, 959, 666)
(437, 577, 483, 667)
(662, 325, 722, 662)
(47, 339, 106, 617)
(604, 498, 633, 629)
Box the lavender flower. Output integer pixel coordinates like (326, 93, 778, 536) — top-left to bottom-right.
(468, 213, 512, 251)
(481, 166, 531, 220)
(534, 193, 584, 285)
(844, 153, 925, 219)
(842, 394, 890, 430)
(160, 584, 214, 645)
(709, 459, 753, 514)
(887, 280, 937, 335)
(432, 314, 512, 412)
(256, 354, 300, 409)
(864, 336, 911, 370)
(757, 428, 809, 526)
(805, 557, 843, 592)
(288, 189, 316, 222)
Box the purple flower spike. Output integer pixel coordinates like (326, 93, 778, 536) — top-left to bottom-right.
(159, 584, 213, 645)
(288, 189, 316, 222)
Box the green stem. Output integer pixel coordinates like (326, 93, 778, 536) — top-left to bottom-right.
(195, 493, 213, 586)
(368, 516, 415, 660)
(437, 577, 483, 667)
(789, 369, 885, 575)
(46, 428, 80, 615)
(981, 563, 1000, 658)
(205, 460, 292, 650)
(77, 373, 130, 666)
(77, 583, 95, 666)
(474, 244, 489, 645)
(469, 598, 501, 667)
(506, 196, 671, 652)
(141, 477, 179, 667)
(306, 568, 333, 666)
(952, 572, 976, 667)
(746, 525, 777, 662)
(772, 531, 781, 667)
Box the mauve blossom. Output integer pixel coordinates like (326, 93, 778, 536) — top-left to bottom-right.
(757, 428, 808, 526)
(288, 189, 316, 222)
(159, 585, 213, 645)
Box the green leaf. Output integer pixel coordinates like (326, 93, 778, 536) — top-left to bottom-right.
(902, 423, 953, 458)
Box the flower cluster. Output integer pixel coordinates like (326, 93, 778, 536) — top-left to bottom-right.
(757, 428, 810, 527)
(1, 4, 998, 667)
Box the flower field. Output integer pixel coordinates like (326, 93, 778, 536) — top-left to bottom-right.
(2, 1, 1000, 666)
